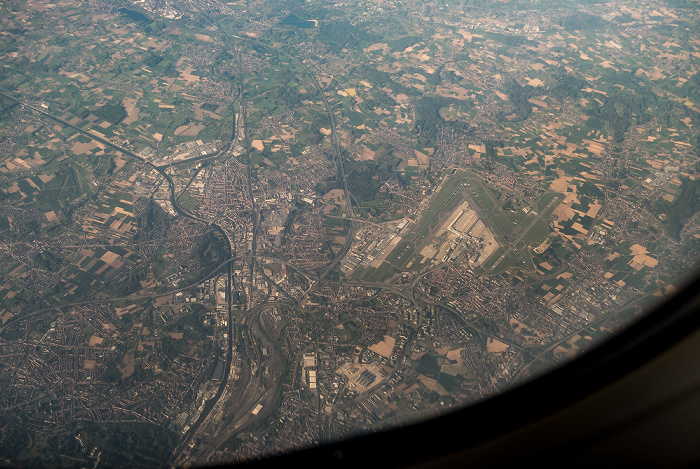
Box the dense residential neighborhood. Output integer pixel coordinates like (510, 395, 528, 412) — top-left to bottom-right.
(0, 0, 698, 465)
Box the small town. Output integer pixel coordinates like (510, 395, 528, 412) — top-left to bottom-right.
(0, 0, 698, 465)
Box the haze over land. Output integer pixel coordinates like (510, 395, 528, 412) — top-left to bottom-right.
(0, 0, 698, 465)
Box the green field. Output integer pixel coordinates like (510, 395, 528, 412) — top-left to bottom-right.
(473, 189, 564, 274)
(336, 319, 364, 343)
(358, 261, 395, 283)
(416, 353, 443, 379)
(177, 190, 199, 211)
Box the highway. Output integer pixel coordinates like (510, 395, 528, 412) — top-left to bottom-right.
(223, 33, 357, 285)
(3, 15, 546, 465)
(4, 81, 246, 465)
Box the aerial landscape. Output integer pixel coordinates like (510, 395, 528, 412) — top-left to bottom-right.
(0, 0, 699, 465)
